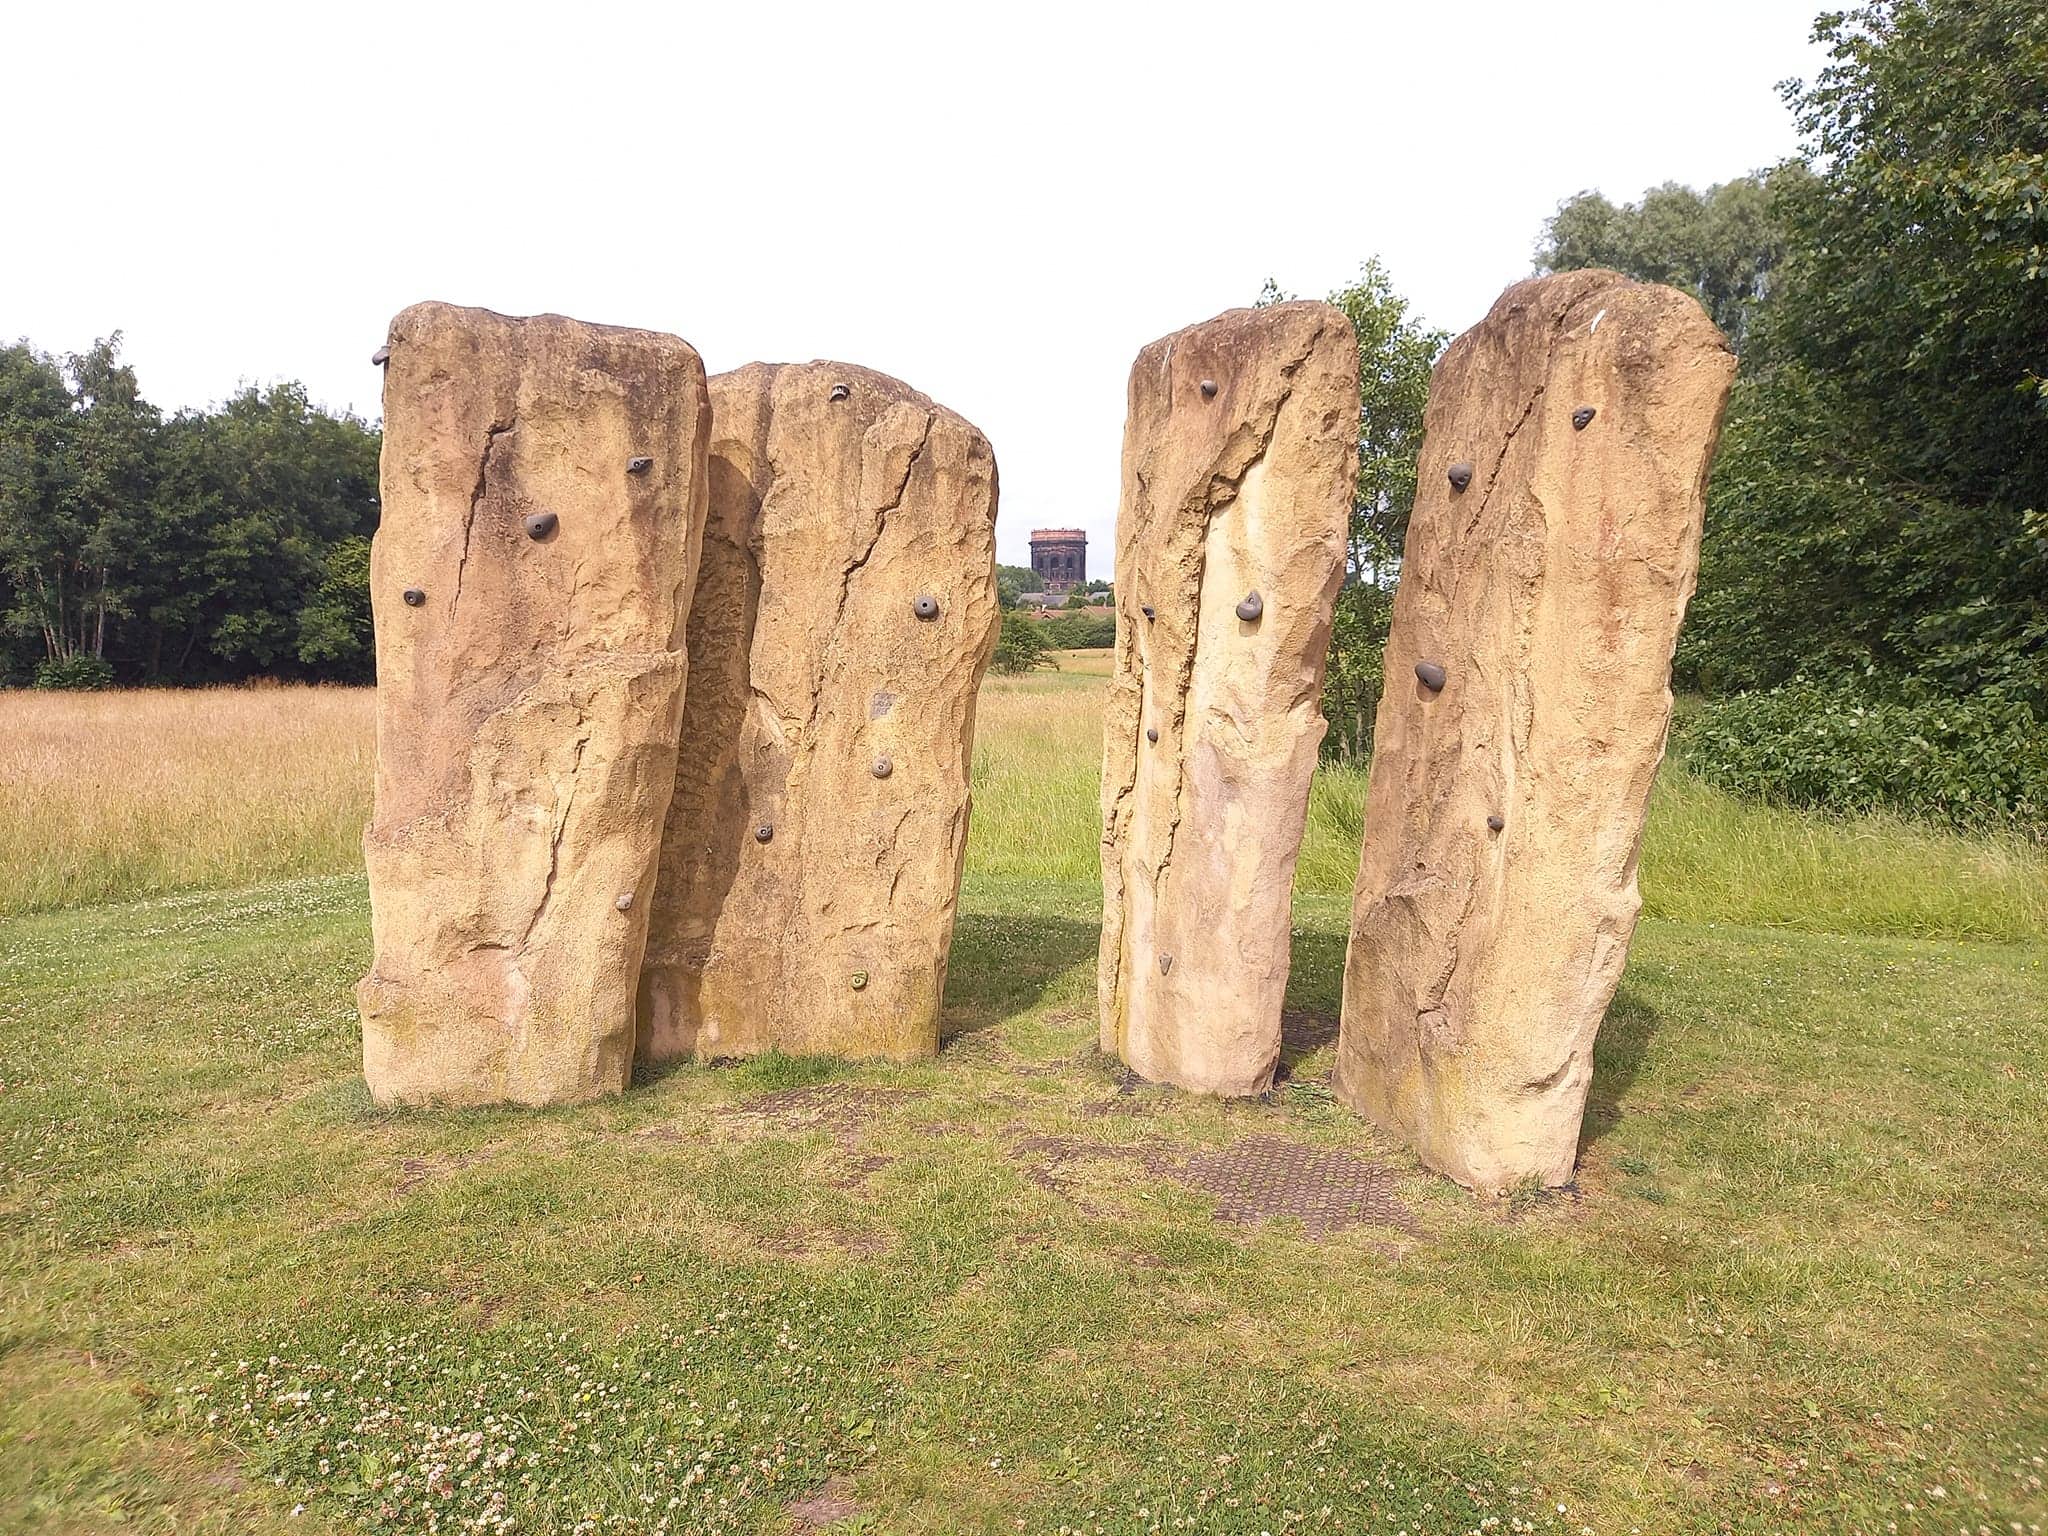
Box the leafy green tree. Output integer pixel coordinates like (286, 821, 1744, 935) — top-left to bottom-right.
(994, 563, 1036, 610)
(1535, 173, 1804, 351)
(1262, 262, 1445, 758)
(296, 535, 375, 680)
(991, 610, 1054, 674)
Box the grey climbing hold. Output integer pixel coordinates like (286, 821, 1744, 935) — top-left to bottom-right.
(754, 824, 773, 844)
(829, 382, 850, 402)
(524, 511, 558, 540)
(402, 587, 426, 607)
(627, 455, 654, 474)
(871, 755, 893, 779)
(1146, 727, 1158, 743)
(615, 893, 635, 911)
(1447, 462, 1474, 492)
(1572, 406, 1596, 430)
(1159, 954, 1173, 976)
(1414, 660, 1447, 691)
(1487, 814, 1505, 832)
(371, 344, 391, 366)
(1199, 378, 1217, 398)
(912, 594, 940, 621)
(1141, 604, 1155, 620)
(1235, 590, 1263, 623)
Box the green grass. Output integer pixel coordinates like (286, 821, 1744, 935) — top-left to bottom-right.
(2, 674, 2046, 1534)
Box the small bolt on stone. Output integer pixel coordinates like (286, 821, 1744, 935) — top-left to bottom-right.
(1414, 660, 1447, 691)
(871, 755, 893, 779)
(402, 587, 426, 607)
(912, 594, 940, 621)
(627, 456, 654, 474)
(1486, 814, 1505, 832)
(1447, 462, 1474, 492)
(371, 344, 392, 366)
(1572, 406, 1596, 430)
(1235, 590, 1263, 622)
(754, 824, 774, 844)
(615, 893, 635, 911)
(1159, 953, 1174, 976)
(829, 382, 850, 402)
(1199, 378, 1218, 398)
(1146, 727, 1159, 743)
(850, 971, 869, 991)
(1141, 604, 1155, 620)
(523, 511, 558, 540)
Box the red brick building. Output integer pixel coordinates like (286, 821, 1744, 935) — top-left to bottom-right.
(1029, 527, 1087, 593)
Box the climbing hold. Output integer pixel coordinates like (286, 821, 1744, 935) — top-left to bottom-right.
(1447, 462, 1474, 492)
(401, 587, 426, 607)
(1572, 406, 1596, 430)
(1235, 590, 1263, 622)
(1146, 727, 1158, 743)
(829, 382, 850, 402)
(1486, 814, 1505, 832)
(872, 755, 893, 779)
(1141, 604, 1155, 620)
(1159, 953, 1174, 976)
(523, 511, 558, 540)
(850, 971, 869, 991)
(370, 345, 391, 366)
(1199, 378, 1218, 398)
(754, 824, 773, 844)
(1414, 660, 1447, 691)
(627, 455, 654, 474)
(913, 594, 940, 621)
(615, 893, 635, 911)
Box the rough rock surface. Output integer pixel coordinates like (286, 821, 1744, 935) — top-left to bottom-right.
(1098, 303, 1358, 1096)
(638, 363, 999, 1063)
(359, 302, 707, 1106)
(1333, 271, 1735, 1192)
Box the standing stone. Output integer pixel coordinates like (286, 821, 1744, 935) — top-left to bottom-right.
(1334, 271, 1735, 1192)
(638, 363, 999, 1063)
(1098, 303, 1358, 1096)
(359, 302, 708, 1106)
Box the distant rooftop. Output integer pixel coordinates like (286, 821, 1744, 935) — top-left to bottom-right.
(1028, 528, 1087, 541)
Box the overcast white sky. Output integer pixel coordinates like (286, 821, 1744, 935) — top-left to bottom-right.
(3, 1, 1824, 568)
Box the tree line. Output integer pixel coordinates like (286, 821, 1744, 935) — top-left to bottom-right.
(0, 337, 380, 688)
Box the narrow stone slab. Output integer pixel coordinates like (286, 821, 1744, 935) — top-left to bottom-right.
(359, 302, 708, 1106)
(1098, 303, 1358, 1096)
(1334, 270, 1735, 1192)
(637, 363, 999, 1063)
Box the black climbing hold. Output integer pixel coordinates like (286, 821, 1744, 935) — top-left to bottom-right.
(1146, 727, 1158, 743)
(371, 345, 391, 366)
(872, 756, 893, 779)
(524, 511, 558, 540)
(1573, 406, 1596, 430)
(1199, 378, 1218, 398)
(1447, 462, 1474, 492)
(1141, 604, 1155, 620)
(401, 587, 426, 607)
(1414, 660, 1447, 691)
(627, 455, 654, 474)
(912, 594, 940, 621)
(1235, 590, 1263, 622)
(1487, 814, 1505, 832)
(829, 382, 850, 402)
(1159, 954, 1173, 976)
(754, 824, 773, 844)
(615, 893, 635, 911)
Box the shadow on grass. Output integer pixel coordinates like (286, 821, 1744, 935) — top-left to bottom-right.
(941, 911, 1101, 1043)
(1581, 984, 1661, 1152)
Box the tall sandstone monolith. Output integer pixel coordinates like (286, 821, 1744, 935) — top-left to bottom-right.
(359, 302, 708, 1106)
(1098, 303, 1358, 1096)
(1334, 270, 1736, 1192)
(637, 363, 999, 1063)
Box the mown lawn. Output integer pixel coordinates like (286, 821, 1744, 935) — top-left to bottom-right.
(2, 667, 2044, 1535)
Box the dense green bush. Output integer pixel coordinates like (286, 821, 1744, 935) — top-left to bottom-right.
(991, 611, 1054, 675)
(1672, 679, 2046, 832)
(31, 655, 116, 690)
(1039, 612, 1115, 649)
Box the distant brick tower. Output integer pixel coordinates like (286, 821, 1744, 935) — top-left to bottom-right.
(1030, 527, 1087, 593)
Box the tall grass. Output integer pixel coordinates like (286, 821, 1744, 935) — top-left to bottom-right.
(4, 665, 2043, 940)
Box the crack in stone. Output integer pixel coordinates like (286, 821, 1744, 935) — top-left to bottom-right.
(521, 716, 589, 952)
(453, 420, 512, 623)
